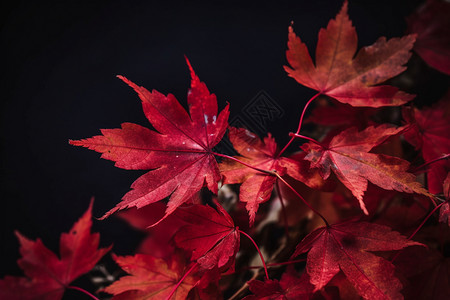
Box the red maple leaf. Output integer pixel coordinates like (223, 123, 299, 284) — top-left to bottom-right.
(244, 268, 315, 300)
(403, 92, 450, 194)
(301, 124, 430, 214)
(395, 246, 450, 300)
(103, 252, 199, 300)
(305, 99, 378, 130)
(174, 201, 240, 271)
(0, 201, 111, 300)
(220, 127, 322, 225)
(70, 59, 229, 220)
(285, 1, 415, 107)
(292, 221, 422, 300)
(406, 0, 450, 75)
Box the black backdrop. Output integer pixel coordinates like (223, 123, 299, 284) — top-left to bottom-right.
(1, 0, 423, 288)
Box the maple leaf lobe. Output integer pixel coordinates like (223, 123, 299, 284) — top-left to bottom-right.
(70, 60, 229, 221)
(285, 1, 415, 107)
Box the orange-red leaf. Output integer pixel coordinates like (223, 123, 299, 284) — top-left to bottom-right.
(302, 124, 429, 214)
(70, 59, 229, 220)
(292, 221, 422, 300)
(0, 201, 111, 300)
(285, 1, 415, 107)
(220, 127, 322, 226)
(104, 253, 198, 300)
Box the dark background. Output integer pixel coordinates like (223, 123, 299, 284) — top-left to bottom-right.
(0, 0, 425, 291)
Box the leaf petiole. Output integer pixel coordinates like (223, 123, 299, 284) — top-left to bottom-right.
(288, 133, 325, 148)
(274, 173, 330, 227)
(239, 230, 270, 280)
(67, 286, 99, 300)
(165, 262, 199, 300)
(278, 92, 321, 157)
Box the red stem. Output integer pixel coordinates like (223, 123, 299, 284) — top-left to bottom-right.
(275, 174, 329, 227)
(247, 258, 307, 269)
(278, 92, 321, 157)
(214, 151, 328, 225)
(390, 201, 445, 263)
(275, 180, 290, 239)
(412, 153, 450, 173)
(289, 133, 325, 148)
(165, 262, 198, 300)
(67, 286, 99, 300)
(212, 152, 275, 176)
(239, 230, 269, 280)
(407, 201, 445, 241)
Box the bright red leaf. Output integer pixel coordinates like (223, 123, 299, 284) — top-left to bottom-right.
(285, 1, 415, 107)
(174, 201, 240, 271)
(0, 201, 111, 300)
(70, 59, 229, 220)
(292, 221, 422, 300)
(103, 252, 198, 300)
(302, 124, 430, 214)
(406, 0, 450, 75)
(403, 92, 450, 194)
(220, 127, 320, 225)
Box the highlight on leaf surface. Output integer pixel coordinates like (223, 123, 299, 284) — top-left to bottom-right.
(0, 200, 111, 300)
(70, 58, 229, 222)
(285, 0, 415, 107)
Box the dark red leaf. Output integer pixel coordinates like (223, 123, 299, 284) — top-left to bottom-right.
(292, 221, 422, 300)
(407, 0, 450, 75)
(403, 92, 450, 194)
(174, 201, 240, 271)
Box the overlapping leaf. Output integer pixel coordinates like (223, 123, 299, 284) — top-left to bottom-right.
(174, 202, 239, 271)
(243, 268, 314, 300)
(302, 124, 430, 214)
(220, 127, 324, 225)
(70, 59, 229, 219)
(407, 0, 450, 75)
(0, 201, 111, 300)
(285, 1, 415, 107)
(292, 221, 422, 300)
(403, 92, 450, 194)
(103, 252, 198, 300)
